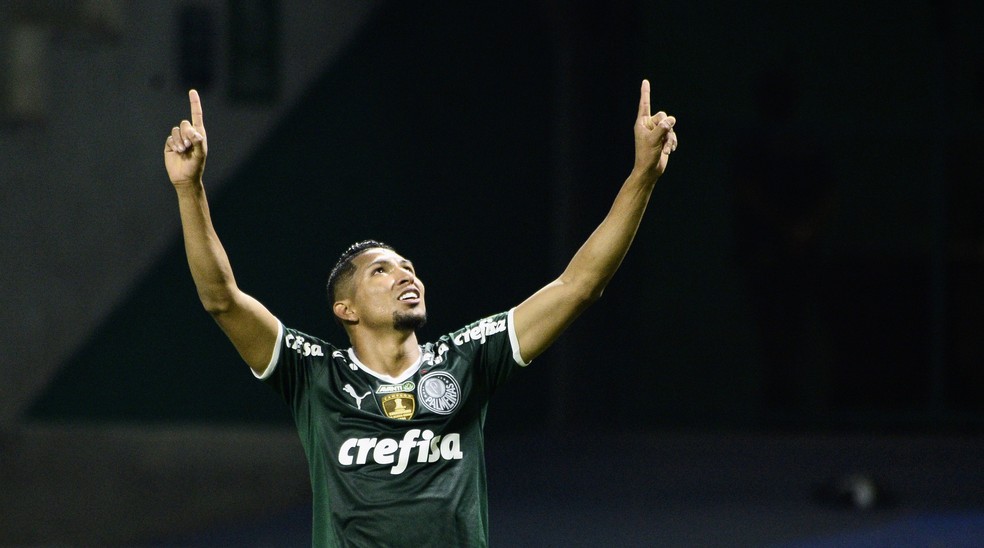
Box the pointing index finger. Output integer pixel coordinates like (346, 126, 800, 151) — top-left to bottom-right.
(638, 79, 651, 119)
(189, 89, 204, 130)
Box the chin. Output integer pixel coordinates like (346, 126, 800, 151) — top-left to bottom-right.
(393, 310, 427, 331)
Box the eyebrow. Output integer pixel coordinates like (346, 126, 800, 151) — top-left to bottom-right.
(365, 257, 414, 271)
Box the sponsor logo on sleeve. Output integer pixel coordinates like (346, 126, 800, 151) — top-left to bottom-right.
(285, 333, 324, 357)
(419, 371, 460, 415)
(452, 317, 506, 346)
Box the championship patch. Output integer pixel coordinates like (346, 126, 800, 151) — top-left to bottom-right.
(381, 393, 415, 420)
(419, 371, 460, 415)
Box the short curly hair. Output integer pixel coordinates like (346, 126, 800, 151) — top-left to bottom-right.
(326, 240, 395, 321)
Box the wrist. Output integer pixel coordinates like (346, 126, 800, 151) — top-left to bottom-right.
(629, 165, 660, 185)
(172, 178, 205, 196)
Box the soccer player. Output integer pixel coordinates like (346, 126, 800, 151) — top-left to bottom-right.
(164, 81, 677, 547)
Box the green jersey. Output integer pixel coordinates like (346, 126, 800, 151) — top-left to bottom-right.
(256, 309, 528, 547)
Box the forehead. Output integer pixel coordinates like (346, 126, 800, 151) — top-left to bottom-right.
(351, 248, 411, 270)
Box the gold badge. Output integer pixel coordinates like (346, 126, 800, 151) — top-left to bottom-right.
(381, 393, 415, 420)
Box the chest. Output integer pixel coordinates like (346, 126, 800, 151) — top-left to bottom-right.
(324, 359, 473, 424)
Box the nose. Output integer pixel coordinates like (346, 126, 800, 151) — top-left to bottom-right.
(397, 266, 416, 284)
(398, 268, 422, 293)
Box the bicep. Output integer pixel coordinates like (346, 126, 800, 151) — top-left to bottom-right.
(211, 290, 280, 375)
(512, 278, 595, 363)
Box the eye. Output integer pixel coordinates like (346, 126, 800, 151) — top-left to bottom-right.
(372, 266, 385, 275)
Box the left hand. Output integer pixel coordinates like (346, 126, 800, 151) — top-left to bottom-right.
(164, 89, 208, 188)
(633, 79, 678, 178)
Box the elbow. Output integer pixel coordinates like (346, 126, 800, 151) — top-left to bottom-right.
(572, 282, 605, 309)
(577, 272, 610, 302)
(558, 275, 607, 310)
(198, 287, 235, 316)
(583, 288, 604, 307)
(588, 286, 605, 303)
(201, 298, 232, 317)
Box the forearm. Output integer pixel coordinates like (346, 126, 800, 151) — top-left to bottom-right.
(559, 168, 657, 298)
(512, 168, 658, 362)
(512, 80, 674, 362)
(174, 181, 239, 313)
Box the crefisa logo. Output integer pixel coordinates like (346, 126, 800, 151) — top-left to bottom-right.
(419, 371, 459, 415)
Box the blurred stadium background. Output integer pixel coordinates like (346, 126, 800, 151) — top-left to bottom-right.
(2, 1, 984, 545)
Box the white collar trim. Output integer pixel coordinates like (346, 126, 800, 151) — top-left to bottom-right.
(346, 347, 424, 384)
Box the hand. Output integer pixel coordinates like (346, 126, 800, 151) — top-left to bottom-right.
(633, 79, 677, 178)
(164, 89, 208, 187)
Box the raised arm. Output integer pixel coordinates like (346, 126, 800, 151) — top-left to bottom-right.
(164, 90, 279, 375)
(512, 79, 678, 362)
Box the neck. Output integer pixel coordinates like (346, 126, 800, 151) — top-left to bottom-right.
(349, 327, 421, 379)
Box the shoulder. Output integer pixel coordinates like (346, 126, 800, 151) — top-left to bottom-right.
(443, 311, 510, 348)
(430, 310, 525, 367)
(280, 325, 337, 359)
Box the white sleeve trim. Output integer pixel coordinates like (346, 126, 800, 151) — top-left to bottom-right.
(253, 321, 284, 380)
(507, 308, 530, 367)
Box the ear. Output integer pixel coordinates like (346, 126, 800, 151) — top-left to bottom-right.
(333, 300, 358, 323)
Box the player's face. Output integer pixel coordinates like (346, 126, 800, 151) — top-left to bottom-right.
(349, 248, 427, 331)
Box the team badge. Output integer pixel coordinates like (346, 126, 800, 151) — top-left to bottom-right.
(419, 371, 460, 415)
(381, 393, 415, 420)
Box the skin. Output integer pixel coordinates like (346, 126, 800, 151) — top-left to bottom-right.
(164, 81, 677, 379)
(333, 248, 426, 376)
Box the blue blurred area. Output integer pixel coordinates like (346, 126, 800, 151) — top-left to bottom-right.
(149, 432, 984, 547)
(786, 513, 984, 548)
(150, 506, 310, 547)
(167, 508, 984, 548)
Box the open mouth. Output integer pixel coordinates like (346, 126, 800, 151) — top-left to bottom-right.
(398, 289, 420, 302)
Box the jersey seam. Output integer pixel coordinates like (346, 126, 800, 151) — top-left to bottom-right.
(507, 307, 530, 366)
(254, 320, 285, 380)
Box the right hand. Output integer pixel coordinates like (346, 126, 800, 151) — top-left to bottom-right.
(633, 79, 677, 180)
(164, 89, 208, 187)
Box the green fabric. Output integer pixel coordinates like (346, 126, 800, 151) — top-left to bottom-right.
(263, 311, 524, 547)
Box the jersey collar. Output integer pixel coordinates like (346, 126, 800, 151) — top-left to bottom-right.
(346, 347, 424, 384)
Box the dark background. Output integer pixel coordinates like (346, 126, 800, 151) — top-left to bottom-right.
(29, 1, 984, 433)
(7, 1, 984, 545)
